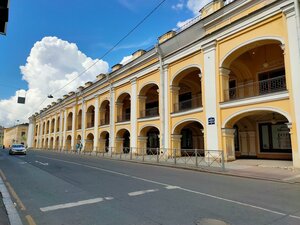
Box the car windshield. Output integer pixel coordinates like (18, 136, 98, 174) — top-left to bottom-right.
(12, 145, 24, 148)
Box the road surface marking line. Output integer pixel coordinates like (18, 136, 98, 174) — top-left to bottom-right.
(128, 189, 159, 196)
(5, 182, 26, 211)
(40, 197, 104, 212)
(37, 155, 298, 219)
(0, 169, 7, 181)
(104, 197, 114, 200)
(35, 160, 49, 166)
(289, 215, 300, 219)
(26, 215, 37, 225)
(282, 174, 300, 181)
(165, 186, 180, 190)
(178, 187, 286, 216)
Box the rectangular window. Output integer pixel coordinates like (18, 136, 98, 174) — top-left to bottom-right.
(259, 123, 291, 153)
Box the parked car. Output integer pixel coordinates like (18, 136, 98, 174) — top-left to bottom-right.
(9, 144, 27, 155)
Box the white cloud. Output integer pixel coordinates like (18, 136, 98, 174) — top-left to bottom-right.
(176, 18, 194, 28)
(120, 55, 133, 65)
(187, 0, 212, 15)
(172, 1, 184, 10)
(0, 36, 109, 127)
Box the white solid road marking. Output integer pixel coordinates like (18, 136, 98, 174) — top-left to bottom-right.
(128, 189, 159, 196)
(35, 161, 48, 166)
(104, 197, 114, 200)
(40, 197, 104, 212)
(38, 155, 300, 220)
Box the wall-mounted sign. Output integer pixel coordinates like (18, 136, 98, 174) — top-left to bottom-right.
(208, 117, 215, 125)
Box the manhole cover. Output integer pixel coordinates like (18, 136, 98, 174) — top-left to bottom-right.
(195, 218, 231, 225)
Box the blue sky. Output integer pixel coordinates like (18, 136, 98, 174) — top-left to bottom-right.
(0, 0, 210, 126)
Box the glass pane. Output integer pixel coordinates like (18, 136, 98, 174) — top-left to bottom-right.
(261, 125, 270, 150)
(272, 124, 291, 150)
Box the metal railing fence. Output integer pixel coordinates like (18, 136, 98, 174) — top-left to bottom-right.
(33, 147, 225, 171)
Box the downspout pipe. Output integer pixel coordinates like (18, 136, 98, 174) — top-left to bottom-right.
(155, 44, 165, 149)
(294, 0, 300, 53)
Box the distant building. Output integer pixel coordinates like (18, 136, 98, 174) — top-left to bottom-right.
(4, 124, 29, 147)
(0, 126, 4, 148)
(0, 0, 9, 35)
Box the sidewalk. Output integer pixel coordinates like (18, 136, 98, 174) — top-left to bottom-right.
(223, 160, 300, 183)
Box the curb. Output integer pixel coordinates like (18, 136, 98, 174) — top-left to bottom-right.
(0, 176, 23, 225)
(38, 149, 300, 184)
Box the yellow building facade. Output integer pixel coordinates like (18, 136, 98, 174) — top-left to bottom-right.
(28, 0, 300, 167)
(4, 124, 29, 147)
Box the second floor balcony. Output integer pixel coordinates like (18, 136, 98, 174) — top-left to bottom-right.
(173, 96, 202, 113)
(139, 107, 159, 119)
(223, 75, 287, 102)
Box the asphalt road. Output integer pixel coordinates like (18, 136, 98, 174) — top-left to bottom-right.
(0, 149, 300, 225)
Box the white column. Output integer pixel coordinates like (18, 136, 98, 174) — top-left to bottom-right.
(109, 87, 115, 150)
(203, 41, 219, 150)
(163, 65, 169, 149)
(27, 116, 35, 148)
(39, 119, 43, 148)
(285, 7, 300, 160)
(71, 106, 76, 149)
(94, 95, 99, 151)
(81, 99, 86, 148)
(59, 110, 63, 148)
(53, 114, 57, 148)
(62, 110, 67, 148)
(130, 78, 137, 150)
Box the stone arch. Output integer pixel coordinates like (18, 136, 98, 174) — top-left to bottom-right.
(138, 83, 159, 118)
(116, 93, 131, 122)
(138, 81, 159, 95)
(77, 110, 82, 129)
(99, 131, 109, 152)
(86, 105, 95, 128)
(67, 112, 73, 131)
(222, 107, 292, 128)
(220, 36, 285, 68)
(170, 64, 202, 86)
(170, 66, 202, 113)
(138, 126, 160, 155)
(222, 108, 292, 161)
(100, 100, 110, 125)
(85, 133, 94, 151)
(116, 129, 131, 153)
(65, 135, 72, 151)
(172, 119, 204, 156)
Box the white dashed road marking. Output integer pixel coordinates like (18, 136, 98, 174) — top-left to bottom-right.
(40, 197, 104, 212)
(165, 185, 180, 190)
(128, 189, 159, 196)
(35, 161, 49, 166)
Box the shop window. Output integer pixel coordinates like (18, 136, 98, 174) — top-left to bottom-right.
(259, 123, 291, 153)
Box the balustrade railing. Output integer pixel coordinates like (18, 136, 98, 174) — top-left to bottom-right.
(117, 113, 131, 122)
(86, 122, 94, 128)
(139, 107, 159, 118)
(100, 118, 109, 126)
(173, 96, 202, 113)
(224, 76, 286, 101)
